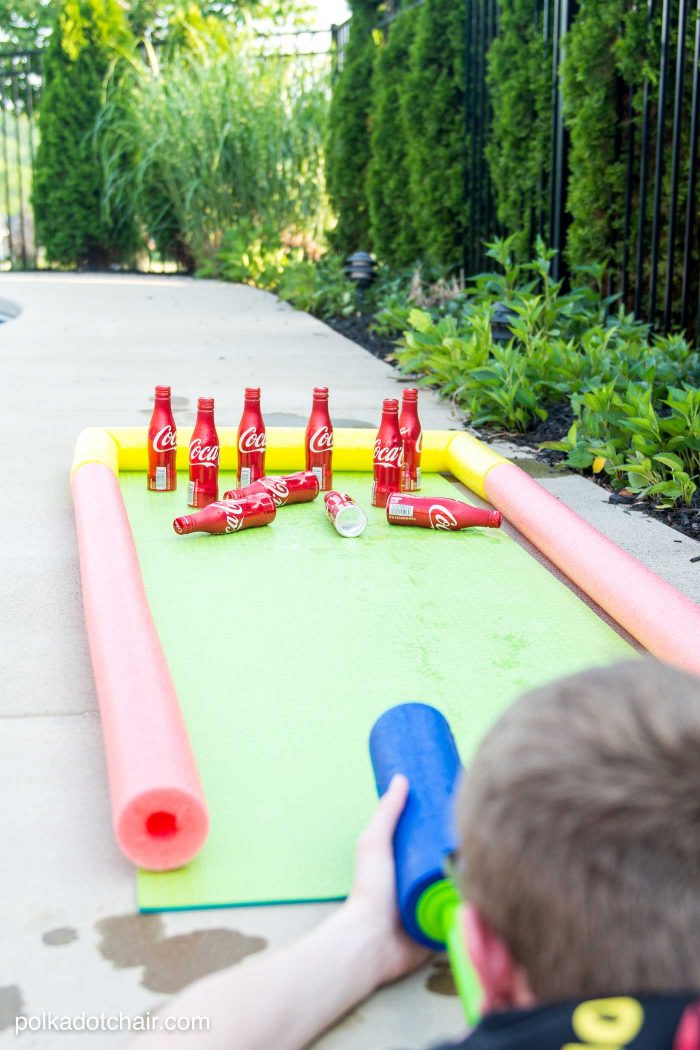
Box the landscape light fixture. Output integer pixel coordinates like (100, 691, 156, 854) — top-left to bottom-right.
(491, 301, 516, 345)
(345, 252, 377, 290)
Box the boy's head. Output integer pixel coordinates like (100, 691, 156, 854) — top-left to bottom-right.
(455, 658, 700, 1010)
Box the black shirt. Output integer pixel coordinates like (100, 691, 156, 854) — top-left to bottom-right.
(434, 993, 700, 1050)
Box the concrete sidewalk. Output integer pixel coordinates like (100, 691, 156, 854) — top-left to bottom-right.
(0, 273, 696, 1050)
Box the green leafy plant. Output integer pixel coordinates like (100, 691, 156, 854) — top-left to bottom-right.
(389, 237, 699, 516)
(197, 221, 305, 289)
(542, 381, 700, 508)
(276, 254, 356, 318)
(97, 25, 329, 269)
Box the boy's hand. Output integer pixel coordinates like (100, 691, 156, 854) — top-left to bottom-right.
(345, 774, 432, 985)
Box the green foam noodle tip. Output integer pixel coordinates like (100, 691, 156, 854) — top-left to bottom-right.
(416, 877, 460, 944)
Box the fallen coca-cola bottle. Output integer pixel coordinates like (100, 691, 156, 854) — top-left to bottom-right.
(222, 470, 319, 507)
(173, 491, 276, 535)
(386, 493, 501, 531)
(324, 491, 368, 538)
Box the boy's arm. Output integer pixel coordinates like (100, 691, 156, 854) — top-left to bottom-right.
(126, 775, 429, 1050)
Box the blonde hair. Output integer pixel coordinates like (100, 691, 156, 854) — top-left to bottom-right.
(456, 658, 700, 1000)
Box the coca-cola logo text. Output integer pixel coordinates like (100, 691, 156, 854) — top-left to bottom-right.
(309, 426, 333, 455)
(153, 425, 177, 453)
(213, 501, 243, 533)
(374, 439, 403, 466)
(261, 478, 289, 506)
(189, 439, 219, 467)
(428, 504, 458, 530)
(239, 426, 266, 455)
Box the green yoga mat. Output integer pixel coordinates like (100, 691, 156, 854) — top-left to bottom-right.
(119, 471, 634, 911)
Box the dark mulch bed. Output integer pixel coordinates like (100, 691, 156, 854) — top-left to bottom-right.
(597, 481, 700, 543)
(477, 401, 574, 468)
(324, 311, 699, 544)
(325, 312, 397, 361)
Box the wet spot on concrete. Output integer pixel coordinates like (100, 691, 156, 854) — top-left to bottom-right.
(97, 914, 163, 970)
(0, 986, 24, 1031)
(42, 926, 78, 946)
(426, 959, 457, 997)
(510, 456, 568, 479)
(96, 914, 267, 994)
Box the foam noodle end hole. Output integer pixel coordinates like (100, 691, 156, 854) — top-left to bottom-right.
(146, 811, 178, 839)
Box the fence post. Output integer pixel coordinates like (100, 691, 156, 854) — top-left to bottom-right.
(549, 0, 577, 282)
(0, 74, 13, 264)
(680, 0, 700, 332)
(634, 0, 656, 318)
(648, 0, 672, 323)
(11, 71, 28, 268)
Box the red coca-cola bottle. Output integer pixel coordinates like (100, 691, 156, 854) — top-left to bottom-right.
(386, 493, 502, 531)
(147, 385, 177, 492)
(305, 387, 333, 491)
(223, 470, 319, 507)
(372, 398, 403, 508)
(188, 397, 220, 508)
(174, 492, 276, 535)
(399, 388, 422, 492)
(237, 387, 266, 487)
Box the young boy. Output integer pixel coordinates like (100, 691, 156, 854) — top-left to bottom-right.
(127, 658, 700, 1049)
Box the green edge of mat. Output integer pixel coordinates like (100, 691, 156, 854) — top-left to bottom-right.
(118, 471, 635, 912)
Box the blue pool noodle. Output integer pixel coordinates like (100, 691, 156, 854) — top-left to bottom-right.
(369, 702, 463, 949)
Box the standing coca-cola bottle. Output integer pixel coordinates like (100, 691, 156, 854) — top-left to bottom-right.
(305, 386, 333, 490)
(147, 385, 177, 491)
(399, 388, 422, 492)
(237, 387, 266, 487)
(372, 398, 403, 508)
(188, 397, 220, 508)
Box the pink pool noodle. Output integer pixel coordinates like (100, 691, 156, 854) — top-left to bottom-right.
(72, 462, 209, 870)
(485, 462, 700, 676)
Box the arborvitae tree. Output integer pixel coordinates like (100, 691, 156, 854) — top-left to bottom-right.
(485, 0, 551, 257)
(33, 0, 135, 267)
(561, 0, 630, 271)
(403, 0, 467, 269)
(325, 0, 379, 254)
(367, 5, 418, 267)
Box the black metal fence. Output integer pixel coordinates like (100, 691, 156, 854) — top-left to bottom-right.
(339, 0, 699, 336)
(332, 18, 352, 74)
(0, 49, 42, 268)
(460, 0, 700, 333)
